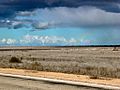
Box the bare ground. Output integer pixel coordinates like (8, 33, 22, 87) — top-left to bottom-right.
(0, 68, 120, 87)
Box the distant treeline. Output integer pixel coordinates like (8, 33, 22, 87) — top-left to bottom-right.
(0, 45, 120, 51)
(57, 45, 120, 47)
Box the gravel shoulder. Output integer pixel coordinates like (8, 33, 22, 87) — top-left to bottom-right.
(0, 75, 101, 90)
(0, 68, 120, 87)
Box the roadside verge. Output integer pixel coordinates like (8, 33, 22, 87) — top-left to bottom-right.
(0, 72, 120, 90)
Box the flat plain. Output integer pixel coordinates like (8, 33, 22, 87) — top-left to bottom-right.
(0, 46, 120, 78)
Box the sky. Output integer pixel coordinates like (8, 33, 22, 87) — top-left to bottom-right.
(0, 0, 120, 46)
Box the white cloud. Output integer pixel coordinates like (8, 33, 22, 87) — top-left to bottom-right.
(20, 34, 76, 45)
(17, 11, 35, 16)
(27, 6, 120, 27)
(7, 39, 16, 44)
(19, 34, 94, 46)
(0, 38, 17, 44)
(0, 35, 93, 46)
(32, 22, 51, 30)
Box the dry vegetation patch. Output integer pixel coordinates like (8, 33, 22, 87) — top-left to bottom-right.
(0, 47, 120, 79)
(9, 57, 22, 63)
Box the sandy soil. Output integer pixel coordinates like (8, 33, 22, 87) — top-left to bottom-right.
(0, 68, 120, 87)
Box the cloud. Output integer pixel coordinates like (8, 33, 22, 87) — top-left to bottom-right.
(17, 11, 35, 16)
(0, 0, 120, 19)
(0, 34, 83, 46)
(0, 38, 16, 45)
(31, 22, 51, 30)
(16, 6, 120, 28)
(0, 6, 120, 30)
(1, 6, 120, 30)
(0, 19, 30, 29)
(20, 34, 79, 46)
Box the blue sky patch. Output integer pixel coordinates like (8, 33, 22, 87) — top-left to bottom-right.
(0, 0, 120, 46)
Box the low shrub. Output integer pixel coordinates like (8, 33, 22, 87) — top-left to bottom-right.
(31, 62, 43, 71)
(89, 76, 100, 79)
(113, 47, 119, 51)
(9, 57, 22, 63)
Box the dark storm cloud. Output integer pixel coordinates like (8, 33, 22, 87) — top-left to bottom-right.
(0, 0, 120, 18)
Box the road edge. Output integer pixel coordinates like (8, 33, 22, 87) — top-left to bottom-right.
(0, 73, 119, 90)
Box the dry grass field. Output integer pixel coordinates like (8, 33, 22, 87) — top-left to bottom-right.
(0, 46, 120, 78)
